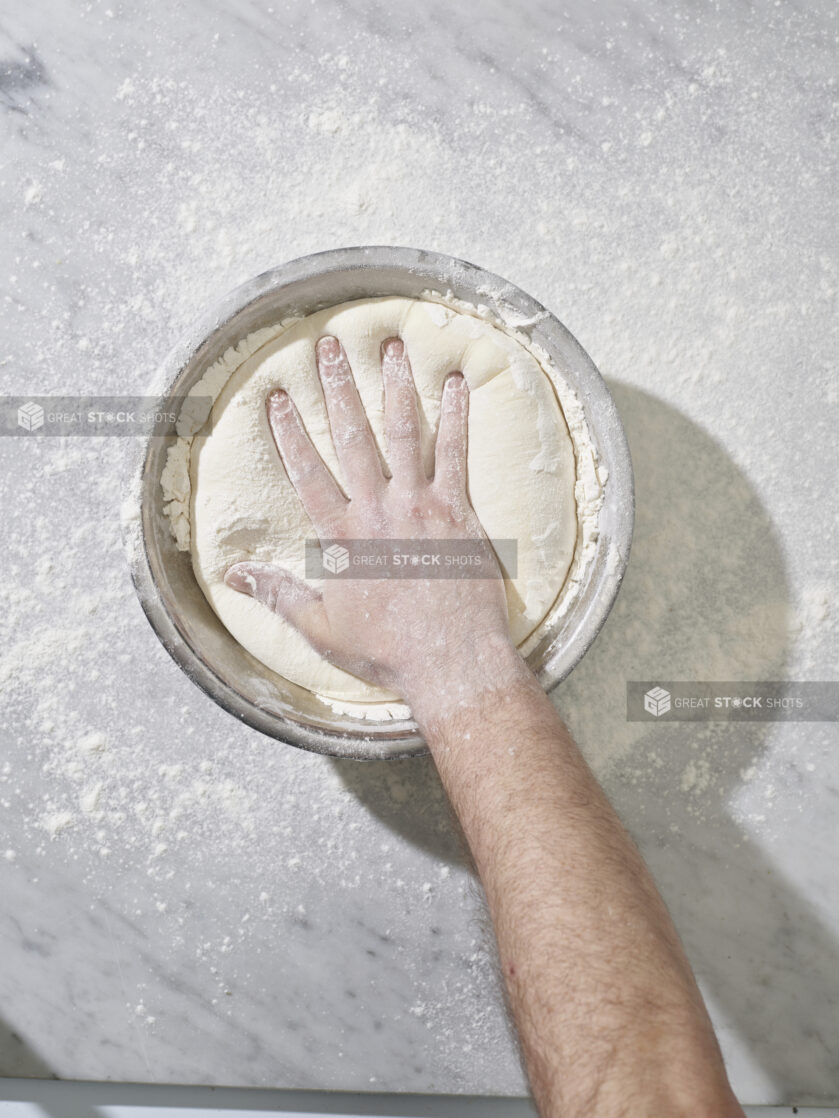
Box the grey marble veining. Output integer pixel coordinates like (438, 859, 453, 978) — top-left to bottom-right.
(1, 0, 838, 1105)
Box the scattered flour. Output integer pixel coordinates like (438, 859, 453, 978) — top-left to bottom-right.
(0, 15, 835, 1037)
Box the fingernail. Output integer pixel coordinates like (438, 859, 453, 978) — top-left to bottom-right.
(225, 565, 257, 595)
(317, 335, 341, 363)
(268, 389, 291, 415)
(446, 371, 465, 389)
(383, 337, 403, 360)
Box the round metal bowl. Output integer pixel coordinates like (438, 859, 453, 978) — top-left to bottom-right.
(124, 246, 634, 760)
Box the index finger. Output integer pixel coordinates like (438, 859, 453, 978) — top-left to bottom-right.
(266, 389, 347, 533)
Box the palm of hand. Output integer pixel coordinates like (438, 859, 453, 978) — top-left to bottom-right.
(226, 335, 510, 698)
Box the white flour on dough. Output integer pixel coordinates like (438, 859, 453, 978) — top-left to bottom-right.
(162, 294, 604, 702)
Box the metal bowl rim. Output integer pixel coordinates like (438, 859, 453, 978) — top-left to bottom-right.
(124, 245, 634, 760)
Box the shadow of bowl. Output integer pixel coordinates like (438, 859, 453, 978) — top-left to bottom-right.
(335, 382, 792, 870)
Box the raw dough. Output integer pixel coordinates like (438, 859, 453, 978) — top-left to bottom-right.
(184, 296, 580, 702)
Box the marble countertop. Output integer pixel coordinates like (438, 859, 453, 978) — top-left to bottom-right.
(1, 0, 837, 1106)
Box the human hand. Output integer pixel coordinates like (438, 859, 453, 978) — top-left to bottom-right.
(228, 339, 745, 1118)
(225, 335, 524, 710)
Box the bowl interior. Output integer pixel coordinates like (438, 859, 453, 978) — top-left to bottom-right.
(128, 247, 633, 760)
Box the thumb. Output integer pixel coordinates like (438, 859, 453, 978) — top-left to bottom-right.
(225, 561, 331, 650)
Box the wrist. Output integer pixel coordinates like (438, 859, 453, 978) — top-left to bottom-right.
(401, 632, 534, 735)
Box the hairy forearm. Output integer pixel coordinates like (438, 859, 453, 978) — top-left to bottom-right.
(242, 328, 742, 1115)
(409, 652, 744, 1118)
